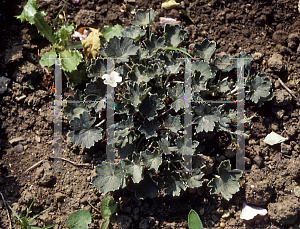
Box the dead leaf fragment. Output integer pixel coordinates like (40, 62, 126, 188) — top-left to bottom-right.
(120, 4, 136, 14)
(161, 0, 179, 9)
(81, 28, 103, 59)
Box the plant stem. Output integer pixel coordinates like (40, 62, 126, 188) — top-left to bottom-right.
(51, 0, 68, 28)
(148, 11, 151, 41)
(136, 135, 146, 153)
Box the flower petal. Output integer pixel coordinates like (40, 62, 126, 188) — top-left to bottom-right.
(240, 202, 267, 220)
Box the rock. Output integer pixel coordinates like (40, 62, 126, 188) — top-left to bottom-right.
(287, 33, 299, 49)
(268, 53, 286, 72)
(35, 167, 44, 180)
(294, 186, 300, 197)
(275, 44, 292, 56)
(272, 107, 285, 119)
(9, 136, 25, 145)
(0, 76, 11, 94)
(253, 52, 263, 62)
(268, 196, 299, 226)
(272, 30, 288, 45)
(35, 136, 41, 143)
(253, 155, 263, 167)
(273, 90, 292, 106)
(13, 143, 24, 153)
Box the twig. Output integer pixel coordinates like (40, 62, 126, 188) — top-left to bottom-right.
(24, 160, 45, 174)
(87, 200, 102, 214)
(273, 75, 300, 105)
(50, 157, 92, 168)
(0, 192, 12, 229)
(24, 156, 91, 174)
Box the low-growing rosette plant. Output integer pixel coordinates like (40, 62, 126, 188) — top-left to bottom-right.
(64, 9, 273, 200)
(17, 3, 273, 201)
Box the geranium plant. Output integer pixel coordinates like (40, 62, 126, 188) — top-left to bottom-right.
(63, 9, 272, 200)
(17, 1, 273, 200)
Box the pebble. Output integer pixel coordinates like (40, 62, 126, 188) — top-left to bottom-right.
(13, 143, 24, 153)
(35, 136, 41, 143)
(294, 186, 300, 197)
(267, 53, 286, 72)
(273, 90, 292, 106)
(253, 155, 263, 167)
(253, 52, 263, 62)
(287, 33, 299, 49)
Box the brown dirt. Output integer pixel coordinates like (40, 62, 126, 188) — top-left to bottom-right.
(1, 0, 300, 228)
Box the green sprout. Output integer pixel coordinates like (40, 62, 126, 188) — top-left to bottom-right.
(188, 209, 203, 229)
(22, 79, 34, 90)
(6, 198, 56, 229)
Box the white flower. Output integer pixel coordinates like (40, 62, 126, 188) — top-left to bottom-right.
(102, 71, 122, 87)
(159, 17, 180, 28)
(71, 30, 89, 40)
(240, 202, 267, 220)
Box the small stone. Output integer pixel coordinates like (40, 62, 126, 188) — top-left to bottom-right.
(35, 136, 41, 143)
(294, 186, 300, 197)
(273, 90, 292, 106)
(268, 53, 286, 72)
(13, 143, 24, 153)
(44, 136, 49, 140)
(272, 30, 288, 45)
(253, 155, 263, 167)
(287, 33, 299, 49)
(35, 167, 44, 180)
(253, 52, 263, 62)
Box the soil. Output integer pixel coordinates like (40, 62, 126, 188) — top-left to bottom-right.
(1, 0, 300, 228)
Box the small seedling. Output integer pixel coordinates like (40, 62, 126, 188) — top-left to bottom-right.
(188, 209, 203, 229)
(22, 79, 34, 90)
(101, 196, 121, 229)
(7, 198, 55, 229)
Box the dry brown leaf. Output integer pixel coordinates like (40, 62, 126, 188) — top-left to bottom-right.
(81, 28, 103, 59)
